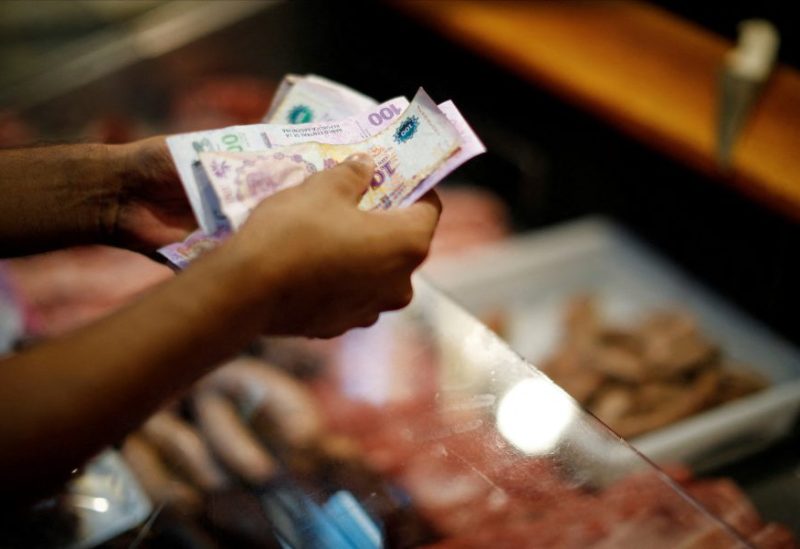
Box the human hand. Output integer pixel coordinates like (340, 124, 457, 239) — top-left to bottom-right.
(228, 155, 442, 338)
(111, 136, 196, 252)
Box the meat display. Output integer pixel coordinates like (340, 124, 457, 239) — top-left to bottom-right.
(540, 295, 769, 438)
(2, 245, 172, 338)
(5, 277, 794, 547)
(260, 326, 792, 548)
(309, 385, 797, 549)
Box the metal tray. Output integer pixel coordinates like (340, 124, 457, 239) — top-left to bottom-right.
(424, 216, 800, 471)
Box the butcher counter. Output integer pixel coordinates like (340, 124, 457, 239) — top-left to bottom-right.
(1, 1, 798, 546)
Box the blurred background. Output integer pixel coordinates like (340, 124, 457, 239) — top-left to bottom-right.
(2, 0, 798, 342)
(1, 0, 799, 546)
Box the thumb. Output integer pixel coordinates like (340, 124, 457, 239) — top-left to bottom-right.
(382, 189, 442, 238)
(320, 153, 375, 202)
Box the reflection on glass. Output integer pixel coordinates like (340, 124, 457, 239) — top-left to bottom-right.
(66, 495, 109, 513)
(338, 321, 395, 405)
(497, 376, 577, 455)
(104, 277, 751, 547)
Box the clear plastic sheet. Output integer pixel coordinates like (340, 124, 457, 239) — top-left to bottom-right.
(6, 278, 751, 548)
(0, 450, 151, 549)
(259, 276, 748, 548)
(137, 277, 747, 548)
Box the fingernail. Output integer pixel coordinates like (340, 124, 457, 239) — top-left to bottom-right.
(345, 153, 373, 168)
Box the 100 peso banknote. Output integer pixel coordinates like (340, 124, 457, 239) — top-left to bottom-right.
(263, 73, 378, 124)
(160, 79, 485, 269)
(198, 88, 460, 229)
(168, 95, 411, 234)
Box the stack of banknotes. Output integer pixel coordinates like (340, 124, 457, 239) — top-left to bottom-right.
(159, 74, 485, 269)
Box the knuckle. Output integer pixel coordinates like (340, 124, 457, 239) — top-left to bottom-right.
(337, 160, 372, 181)
(360, 313, 380, 328)
(397, 288, 415, 308)
(323, 162, 372, 199)
(385, 284, 414, 310)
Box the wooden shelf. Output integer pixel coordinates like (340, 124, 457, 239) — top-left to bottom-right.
(398, 1, 800, 219)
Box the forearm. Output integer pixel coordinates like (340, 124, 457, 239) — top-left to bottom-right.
(0, 155, 440, 505)
(0, 144, 124, 256)
(0, 242, 267, 502)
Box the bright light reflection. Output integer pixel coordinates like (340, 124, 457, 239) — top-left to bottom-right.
(338, 320, 394, 405)
(496, 377, 577, 455)
(69, 495, 110, 513)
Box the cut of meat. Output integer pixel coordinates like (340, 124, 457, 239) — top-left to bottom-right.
(749, 523, 800, 549)
(685, 479, 764, 539)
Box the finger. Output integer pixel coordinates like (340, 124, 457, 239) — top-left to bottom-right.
(383, 279, 414, 311)
(311, 153, 374, 202)
(194, 390, 278, 486)
(415, 189, 443, 218)
(404, 189, 443, 227)
(358, 312, 381, 328)
(380, 189, 442, 237)
(140, 411, 229, 492)
(374, 192, 442, 267)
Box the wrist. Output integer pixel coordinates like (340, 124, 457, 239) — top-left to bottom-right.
(220, 231, 288, 332)
(106, 136, 189, 252)
(51, 143, 126, 247)
(99, 144, 132, 245)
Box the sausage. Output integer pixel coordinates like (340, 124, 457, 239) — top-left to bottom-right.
(121, 434, 202, 514)
(140, 411, 228, 492)
(199, 357, 323, 448)
(193, 390, 278, 485)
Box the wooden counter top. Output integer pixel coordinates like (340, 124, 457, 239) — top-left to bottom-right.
(398, 1, 800, 219)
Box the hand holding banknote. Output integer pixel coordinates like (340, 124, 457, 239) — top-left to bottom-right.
(0, 74, 452, 504)
(0, 146, 439, 503)
(113, 136, 196, 251)
(227, 154, 441, 337)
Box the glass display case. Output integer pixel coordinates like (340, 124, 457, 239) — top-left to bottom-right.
(1, 1, 797, 546)
(8, 278, 769, 548)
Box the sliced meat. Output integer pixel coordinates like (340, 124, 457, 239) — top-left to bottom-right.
(564, 295, 600, 348)
(612, 368, 721, 438)
(587, 329, 648, 383)
(541, 348, 605, 404)
(639, 311, 717, 377)
(710, 366, 769, 406)
(589, 385, 635, 426)
(686, 478, 764, 539)
(749, 523, 799, 549)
